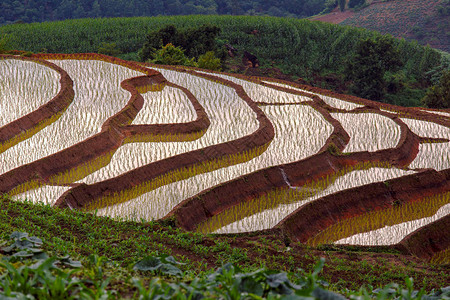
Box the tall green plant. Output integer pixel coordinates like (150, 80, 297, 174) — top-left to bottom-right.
(0, 34, 12, 53)
(150, 43, 197, 67)
(422, 70, 450, 108)
(339, 0, 346, 11)
(345, 35, 403, 101)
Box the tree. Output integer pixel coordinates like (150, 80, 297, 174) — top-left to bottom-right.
(422, 70, 450, 108)
(197, 51, 222, 71)
(98, 43, 121, 56)
(0, 34, 12, 54)
(348, 0, 365, 8)
(338, 0, 345, 11)
(139, 24, 224, 63)
(150, 43, 197, 67)
(345, 35, 403, 101)
(139, 25, 179, 62)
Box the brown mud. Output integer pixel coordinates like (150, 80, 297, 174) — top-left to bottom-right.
(55, 65, 275, 210)
(0, 55, 75, 154)
(1, 55, 449, 261)
(0, 54, 209, 197)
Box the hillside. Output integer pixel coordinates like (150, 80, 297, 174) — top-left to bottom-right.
(0, 52, 449, 297)
(0, 0, 331, 25)
(312, 0, 450, 53)
(1, 15, 447, 108)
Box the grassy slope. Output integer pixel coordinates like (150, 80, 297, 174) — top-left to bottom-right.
(0, 15, 444, 107)
(1, 195, 449, 296)
(315, 0, 449, 53)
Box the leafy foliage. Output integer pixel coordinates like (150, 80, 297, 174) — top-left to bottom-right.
(422, 70, 450, 109)
(133, 254, 185, 276)
(98, 42, 121, 56)
(150, 43, 197, 66)
(197, 51, 222, 70)
(0, 0, 330, 25)
(139, 24, 224, 62)
(0, 34, 12, 54)
(345, 35, 403, 101)
(1, 235, 448, 300)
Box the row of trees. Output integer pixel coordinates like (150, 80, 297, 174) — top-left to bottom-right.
(1, 15, 447, 107)
(138, 24, 225, 62)
(138, 24, 224, 70)
(0, 0, 330, 25)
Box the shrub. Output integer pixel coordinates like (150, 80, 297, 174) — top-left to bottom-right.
(98, 42, 121, 56)
(0, 34, 12, 54)
(348, 0, 365, 8)
(197, 51, 222, 71)
(150, 43, 197, 67)
(422, 70, 450, 108)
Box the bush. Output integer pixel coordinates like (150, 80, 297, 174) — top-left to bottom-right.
(348, 0, 365, 8)
(0, 34, 12, 54)
(98, 42, 121, 56)
(139, 24, 223, 63)
(345, 35, 403, 101)
(197, 51, 222, 71)
(150, 43, 197, 67)
(422, 70, 450, 108)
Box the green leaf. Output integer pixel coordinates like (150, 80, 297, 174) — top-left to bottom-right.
(162, 255, 185, 265)
(29, 257, 58, 270)
(11, 251, 33, 258)
(312, 287, 346, 300)
(239, 277, 264, 296)
(133, 255, 183, 276)
(27, 237, 42, 245)
(266, 273, 290, 288)
(159, 264, 183, 276)
(59, 256, 82, 268)
(133, 256, 161, 272)
(10, 232, 28, 240)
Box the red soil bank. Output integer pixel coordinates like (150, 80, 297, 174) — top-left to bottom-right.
(277, 168, 449, 244)
(0, 55, 75, 153)
(0, 53, 210, 196)
(165, 98, 351, 230)
(1, 57, 448, 256)
(54, 67, 275, 210)
(398, 214, 450, 260)
(394, 169, 450, 260)
(168, 103, 422, 231)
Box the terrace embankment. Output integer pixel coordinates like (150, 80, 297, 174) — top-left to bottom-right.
(0, 55, 75, 154)
(165, 101, 350, 230)
(121, 82, 210, 143)
(54, 68, 275, 210)
(396, 169, 450, 260)
(398, 214, 450, 261)
(277, 169, 449, 245)
(2, 57, 448, 255)
(0, 54, 210, 196)
(254, 76, 450, 127)
(168, 65, 449, 127)
(167, 102, 422, 232)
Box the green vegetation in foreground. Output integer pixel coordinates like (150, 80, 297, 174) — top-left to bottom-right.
(1, 195, 449, 298)
(1, 15, 448, 107)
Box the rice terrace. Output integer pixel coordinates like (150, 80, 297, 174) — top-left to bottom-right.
(1, 51, 449, 270)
